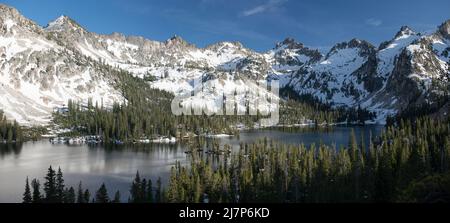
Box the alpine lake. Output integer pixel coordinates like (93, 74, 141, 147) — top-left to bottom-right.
(0, 125, 383, 202)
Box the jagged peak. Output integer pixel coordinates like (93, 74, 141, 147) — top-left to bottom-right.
(326, 38, 375, 59)
(45, 15, 84, 32)
(438, 19, 450, 39)
(275, 37, 304, 49)
(51, 15, 69, 24)
(0, 4, 42, 33)
(378, 26, 418, 51)
(166, 35, 186, 44)
(206, 41, 244, 51)
(164, 35, 194, 48)
(0, 4, 20, 28)
(394, 26, 416, 39)
(0, 4, 27, 23)
(348, 38, 364, 45)
(0, 4, 20, 17)
(329, 38, 374, 51)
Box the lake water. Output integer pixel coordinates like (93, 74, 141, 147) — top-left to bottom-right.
(0, 125, 383, 203)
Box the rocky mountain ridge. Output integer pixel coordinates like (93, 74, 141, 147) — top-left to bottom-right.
(0, 4, 448, 125)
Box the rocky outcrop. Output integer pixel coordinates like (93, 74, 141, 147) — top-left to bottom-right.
(438, 20, 450, 40)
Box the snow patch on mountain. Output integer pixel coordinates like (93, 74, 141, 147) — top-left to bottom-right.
(377, 28, 419, 79)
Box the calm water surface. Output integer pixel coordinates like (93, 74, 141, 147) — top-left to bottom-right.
(0, 126, 382, 202)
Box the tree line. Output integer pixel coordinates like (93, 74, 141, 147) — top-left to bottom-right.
(280, 87, 376, 125)
(22, 166, 165, 203)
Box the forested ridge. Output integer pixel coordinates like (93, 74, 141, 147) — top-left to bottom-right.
(24, 116, 450, 203)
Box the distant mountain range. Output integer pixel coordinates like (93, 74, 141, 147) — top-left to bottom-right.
(0, 4, 448, 125)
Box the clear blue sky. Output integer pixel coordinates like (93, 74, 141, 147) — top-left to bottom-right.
(2, 0, 450, 51)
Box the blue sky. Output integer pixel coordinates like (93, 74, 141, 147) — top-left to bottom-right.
(2, 0, 450, 51)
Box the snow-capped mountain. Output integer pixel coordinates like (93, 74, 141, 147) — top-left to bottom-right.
(363, 22, 450, 120)
(0, 4, 448, 125)
(0, 5, 123, 125)
(289, 39, 378, 105)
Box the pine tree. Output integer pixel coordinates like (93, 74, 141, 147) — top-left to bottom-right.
(77, 182, 84, 203)
(6, 128, 13, 143)
(112, 191, 121, 203)
(64, 187, 76, 203)
(130, 171, 142, 203)
(166, 167, 179, 202)
(22, 177, 32, 203)
(13, 121, 22, 142)
(31, 179, 42, 203)
(83, 189, 91, 203)
(44, 166, 57, 203)
(95, 183, 110, 203)
(194, 175, 202, 203)
(56, 167, 65, 202)
(349, 129, 358, 162)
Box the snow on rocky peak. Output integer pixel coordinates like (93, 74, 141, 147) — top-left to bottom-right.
(0, 4, 20, 21)
(45, 15, 86, 33)
(366, 25, 449, 120)
(267, 38, 322, 75)
(0, 4, 42, 35)
(438, 19, 450, 40)
(288, 38, 376, 107)
(165, 35, 192, 47)
(394, 26, 416, 40)
(0, 8, 124, 126)
(46, 15, 68, 31)
(0, 4, 449, 125)
(377, 27, 420, 79)
(275, 37, 305, 50)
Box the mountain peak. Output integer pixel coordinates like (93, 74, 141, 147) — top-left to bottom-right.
(0, 4, 24, 22)
(330, 38, 373, 50)
(0, 4, 42, 34)
(326, 38, 375, 59)
(275, 37, 304, 49)
(394, 26, 415, 39)
(438, 19, 450, 39)
(205, 41, 245, 52)
(165, 35, 190, 46)
(45, 15, 84, 32)
(0, 4, 18, 15)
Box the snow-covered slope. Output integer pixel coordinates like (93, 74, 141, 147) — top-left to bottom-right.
(363, 23, 450, 121)
(0, 5, 123, 125)
(0, 3, 449, 125)
(288, 39, 377, 106)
